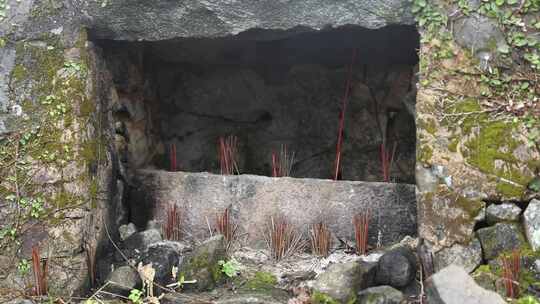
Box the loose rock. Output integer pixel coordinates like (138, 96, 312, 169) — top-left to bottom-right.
(476, 223, 526, 261)
(523, 199, 540, 251)
(375, 247, 417, 288)
(356, 285, 404, 304)
(141, 241, 186, 289)
(426, 265, 505, 304)
(104, 266, 142, 296)
(177, 235, 227, 291)
(123, 228, 162, 251)
(215, 290, 290, 304)
(485, 203, 521, 224)
(118, 223, 137, 241)
(453, 13, 507, 55)
(434, 238, 482, 273)
(312, 261, 376, 303)
(118, 228, 163, 261)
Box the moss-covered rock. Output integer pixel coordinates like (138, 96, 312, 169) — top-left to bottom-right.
(311, 291, 341, 304)
(243, 271, 278, 292)
(312, 262, 375, 304)
(356, 285, 404, 304)
(477, 223, 526, 261)
(418, 185, 485, 249)
(177, 235, 227, 291)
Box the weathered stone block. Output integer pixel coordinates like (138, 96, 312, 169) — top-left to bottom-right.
(130, 170, 417, 247)
(426, 265, 505, 304)
(523, 199, 540, 251)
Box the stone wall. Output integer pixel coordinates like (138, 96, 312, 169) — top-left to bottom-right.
(413, 1, 539, 253)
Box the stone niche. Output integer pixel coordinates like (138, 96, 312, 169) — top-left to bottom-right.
(93, 24, 420, 246)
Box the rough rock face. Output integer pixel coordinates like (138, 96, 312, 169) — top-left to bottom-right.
(476, 223, 526, 261)
(418, 185, 485, 251)
(523, 199, 540, 251)
(141, 242, 185, 290)
(131, 170, 417, 246)
(104, 266, 142, 296)
(434, 238, 482, 273)
(453, 13, 507, 56)
(161, 289, 291, 304)
(375, 247, 417, 288)
(118, 222, 137, 241)
(177, 235, 227, 292)
(312, 261, 376, 303)
(119, 229, 163, 260)
(426, 265, 505, 304)
(485, 203, 522, 224)
(414, 0, 540, 256)
(356, 286, 404, 304)
(216, 288, 292, 304)
(86, 0, 415, 41)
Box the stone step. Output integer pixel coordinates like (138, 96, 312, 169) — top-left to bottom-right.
(129, 169, 417, 247)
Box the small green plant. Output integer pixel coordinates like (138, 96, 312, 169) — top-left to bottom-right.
(30, 197, 45, 218)
(128, 288, 144, 304)
(177, 274, 185, 288)
(528, 177, 540, 192)
(17, 259, 30, 275)
(0, 226, 17, 241)
(0, 0, 7, 22)
(218, 259, 240, 278)
(516, 296, 540, 304)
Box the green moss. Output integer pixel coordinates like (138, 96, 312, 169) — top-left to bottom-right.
(244, 272, 278, 291)
(448, 137, 459, 152)
(311, 292, 339, 304)
(89, 179, 99, 209)
(454, 195, 484, 218)
(496, 181, 526, 199)
(418, 144, 433, 163)
(445, 98, 485, 134)
(30, 0, 63, 19)
(346, 295, 357, 304)
(474, 265, 492, 274)
(52, 189, 83, 209)
(5, 31, 98, 223)
(421, 117, 438, 135)
(420, 186, 485, 244)
(465, 121, 518, 171)
(10, 64, 27, 84)
(463, 119, 531, 198)
(178, 248, 225, 291)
